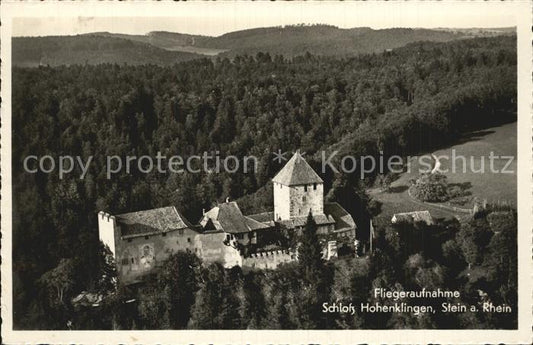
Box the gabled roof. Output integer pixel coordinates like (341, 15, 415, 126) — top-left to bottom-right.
(272, 151, 323, 186)
(247, 203, 356, 232)
(200, 201, 271, 234)
(116, 206, 193, 238)
(391, 210, 434, 225)
(247, 211, 275, 224)
(245, 216, 272, 231)
(324, 202, 357, 231)
(278, 213, 335, 229)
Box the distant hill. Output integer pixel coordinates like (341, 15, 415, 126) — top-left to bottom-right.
(432, 27, 516, 37)
(12, 35, 205, 67)
(200, 26, 464, 58)
(89, 31, 227, 56)
(13, 25, 515, 67)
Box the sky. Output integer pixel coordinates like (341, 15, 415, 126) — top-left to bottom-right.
(11, 2, 516, 37)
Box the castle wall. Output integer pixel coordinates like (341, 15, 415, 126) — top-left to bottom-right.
(289, 183, 324, 218)
(242, 249, 294, 270)
(275, 182, 324, 220)
(98, 211, 117, 256)
(115, 227, 199, 284)
(195, 232, 243, 268)
(274, 182, 291, 220)
(317, 224, 334, 235)
(233, 231, 257, 247)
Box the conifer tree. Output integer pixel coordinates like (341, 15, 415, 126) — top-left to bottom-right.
(298, 211, 323, 283)
(189, 263, 243, 329)
(294, 211, 333, 328)
(188, 263, 225, 329)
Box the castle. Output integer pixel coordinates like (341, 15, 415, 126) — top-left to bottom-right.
(99, 152, 356, 284)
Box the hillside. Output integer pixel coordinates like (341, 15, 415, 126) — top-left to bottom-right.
(12, 25, 515, 67)
(433, 27, 516, 37)
(12, 35, 205, 67)
(112, 26, 514, 58)
(90, 31, 227, 56)
(370, 121, 517, 224)
(201, 26, 464, 57)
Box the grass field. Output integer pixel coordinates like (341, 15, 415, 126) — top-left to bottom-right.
(370, 122, 517, 221)
(162, 45, 228, 56)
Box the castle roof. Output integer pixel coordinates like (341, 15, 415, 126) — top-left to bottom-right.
(247, 202, 356, 232)
(324, 202, 357, 231)
(272, 151, 323, 186)
(246, 211, 276, 226)
(278, 213, 335, 228)
(116, 206, 193, 238)
(200, 201, 271, 234)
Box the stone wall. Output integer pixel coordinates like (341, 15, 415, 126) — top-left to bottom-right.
(115, 227, 199, 284)
(98, 211, 117, 255)
(289, 183, 324, 218)
(273, 182, 291, 220)
(195, 232, 243, 268)
(274, 182, 325, 220)
(242, 249, 295, 270)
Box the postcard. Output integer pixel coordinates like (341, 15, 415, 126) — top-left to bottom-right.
(1, 1, 532, 344)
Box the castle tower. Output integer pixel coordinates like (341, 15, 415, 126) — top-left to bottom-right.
(272, 152, 324, 220)
(98, 211, 117, 255)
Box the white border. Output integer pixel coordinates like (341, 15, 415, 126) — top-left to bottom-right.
(1, 1, 532, 344)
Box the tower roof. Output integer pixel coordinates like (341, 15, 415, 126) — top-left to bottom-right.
(272, 151, 323, 186)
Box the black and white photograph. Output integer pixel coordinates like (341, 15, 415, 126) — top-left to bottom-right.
(1, 1, 532, 344)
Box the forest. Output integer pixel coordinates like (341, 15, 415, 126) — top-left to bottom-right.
(11, 35, 517, 329)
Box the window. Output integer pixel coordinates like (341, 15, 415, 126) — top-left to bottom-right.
(121, 258, 129, 265)
(302, 196, 306, 202)
(162, 232, 167, 237)
(187, 237, 191, 243)
(178, 229, 184, 236)
(127, 239, 132, 243)
(144, 235, 149, 240)
(304, 185, 308, 192)
(313, 183, 317, 190)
